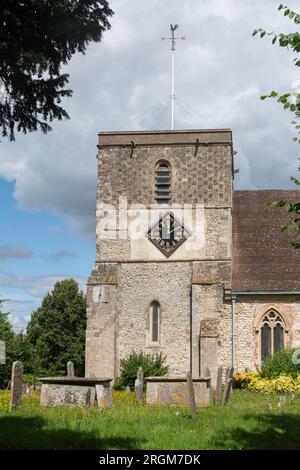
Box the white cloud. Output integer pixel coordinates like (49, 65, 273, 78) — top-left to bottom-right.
(0, 245, 33, 260)
(46, 250, 77, 262)
(0, 271, 86, 297)
(0, 0, 299, 237)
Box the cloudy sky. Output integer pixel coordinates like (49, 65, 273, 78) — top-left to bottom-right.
(0, 0, 299, 329)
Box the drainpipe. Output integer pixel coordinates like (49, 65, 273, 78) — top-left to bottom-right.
(189, 286, 193, 375)
(231, 294, 237, 369)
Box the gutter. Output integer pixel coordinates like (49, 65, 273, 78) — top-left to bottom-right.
(232, 291, 300, 295)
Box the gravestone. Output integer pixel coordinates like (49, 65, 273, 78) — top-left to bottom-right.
(221, 378, 233, 406)
(215, 366, 223, 403)
(225, 367, 234, 386)
(9, 361, 23, 410)
(95, 383, 112, 409)
(137, 367, 144, 390)
(135, 378, 143, 403)
(125, 386, 131, 393)
(204, 367, 213, 404)
(225, 367, 230, 384)
(186, 372, 197, 419)
(0, 340, 5, 365)
(67, 361, 75, 377)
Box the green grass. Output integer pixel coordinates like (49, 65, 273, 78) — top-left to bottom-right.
(0, 390, 300, 449)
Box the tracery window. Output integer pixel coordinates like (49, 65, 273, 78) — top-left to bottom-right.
(260, 310, 285, 361)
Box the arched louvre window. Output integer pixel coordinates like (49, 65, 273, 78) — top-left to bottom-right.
(155, 162, 171, 204)
(260, 310, 285, 362)
(150, 301, 160, 343)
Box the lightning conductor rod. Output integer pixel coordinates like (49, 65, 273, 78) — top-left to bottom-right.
(161, 24, 186, 130)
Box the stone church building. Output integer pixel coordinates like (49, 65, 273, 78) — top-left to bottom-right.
(85, 129, 300, 381)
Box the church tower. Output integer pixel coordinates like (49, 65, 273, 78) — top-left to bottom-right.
(85, 129, 233, 380)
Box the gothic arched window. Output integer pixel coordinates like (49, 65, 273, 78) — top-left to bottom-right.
(150, 301, 160, 344)
(155, 162, 171, 204)
(260, 310, 285, 362)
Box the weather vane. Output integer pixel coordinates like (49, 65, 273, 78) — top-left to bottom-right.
(161, 24, 186, 130)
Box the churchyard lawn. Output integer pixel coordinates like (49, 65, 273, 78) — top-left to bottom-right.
(0, 389, 299, 450)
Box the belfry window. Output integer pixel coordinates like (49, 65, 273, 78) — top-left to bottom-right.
(155, 162, 171, 204)
(260, 310, 285, 362)
(150, 301, 160, 343)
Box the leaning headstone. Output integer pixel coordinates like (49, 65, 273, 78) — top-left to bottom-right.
(204, 367, 213, 404)
(9, 361, 23, 410)
(95, 383, 112, 409)
(221, 378, 233, 406)
(137, 367, 144, 390)
(0, 340, 6, 364)
(186, 372, 197, 419)
(135, 378, 143, 403)
(67, 361, 75, 377)
(224, 367, 234, 387)
(215, 366, 223, 403)
(225, 367, 230, 385)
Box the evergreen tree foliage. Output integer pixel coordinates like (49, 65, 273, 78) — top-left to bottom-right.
(0, 1, 113, 140)
(27, 279, 86, 376)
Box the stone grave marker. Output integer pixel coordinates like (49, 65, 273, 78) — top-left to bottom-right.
(67, 361, 75, 377)
(137, 367, 144, 390)
(215, 366, 223, 403)
(186, 372, 197, 419)
(0, 340, 5, 365)
(9, 361, 23, 410)
(221, 378, 233, 406)
(95, 383, 112, 409)
(225, 366, 234, 386)
(135, 378, 143, 403)
(204, 367, 213, 404)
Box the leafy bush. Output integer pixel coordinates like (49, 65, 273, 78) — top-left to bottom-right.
(23, 374, 39, 384)
(248, 374, 300, 394)
(114, 351, 168, 390)
(261, 348, 300, 379)
(233, 371, 259, 389)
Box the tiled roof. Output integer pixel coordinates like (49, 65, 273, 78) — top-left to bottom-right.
(232, 190, 300, 292)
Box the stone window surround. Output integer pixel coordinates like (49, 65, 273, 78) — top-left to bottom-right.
(254, 305, 291, 366)
(154, 159, 171, 205)
(146, 300, 161, 348)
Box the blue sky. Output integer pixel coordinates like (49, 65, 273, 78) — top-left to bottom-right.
(0, 179, 94, 330)
(1, 0, 300, 329)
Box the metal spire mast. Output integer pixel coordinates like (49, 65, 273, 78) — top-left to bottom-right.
(161, 24, 185, 130)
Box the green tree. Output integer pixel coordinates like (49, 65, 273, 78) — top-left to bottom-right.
(0, 1, 113, 140)
(10, 331, 33, 370)
(253, 5, 300, 247)
(0, 299, 34, 388)
(27, 279, 86, 376)
(0, 299, 14, 388)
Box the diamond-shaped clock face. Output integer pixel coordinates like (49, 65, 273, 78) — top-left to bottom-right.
(147, 211, 192, 258)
